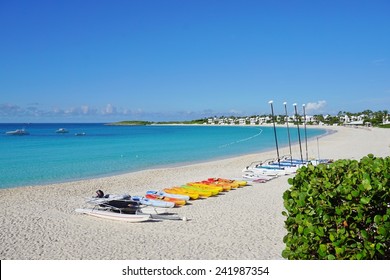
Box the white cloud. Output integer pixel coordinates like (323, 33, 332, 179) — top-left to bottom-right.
(103, 104, 116, 115)
(305, 100, 327, 113)
(371, 58, 385, 65)
(81, 105, 89, 114)
(229, 109, 242, 115)
(0, 102, 323, 122)
(0, 103, 22, 116)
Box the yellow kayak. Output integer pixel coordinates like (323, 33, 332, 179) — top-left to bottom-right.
(185, 183, 221, 195)
(163, 187, 200, 200)
(170, 186, 210, 198)
(187, 182, 224, 193)
(180, 185, 215, 197)
(188, 182, 229, 192)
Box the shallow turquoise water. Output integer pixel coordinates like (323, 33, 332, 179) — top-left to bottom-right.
(0, 123, 326, 188)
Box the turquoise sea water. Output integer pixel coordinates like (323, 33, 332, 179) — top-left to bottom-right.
(0, 123, 326, 189)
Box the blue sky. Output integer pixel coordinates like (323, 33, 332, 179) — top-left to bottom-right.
(1, 0, 389, 122)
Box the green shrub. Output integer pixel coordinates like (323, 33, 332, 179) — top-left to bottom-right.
(282, 154, 390, 259)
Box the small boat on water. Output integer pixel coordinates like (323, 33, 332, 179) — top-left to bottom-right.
(56, 128, 69, 133)
(75, 132, 86, 136)
(5, 129, 29, 136)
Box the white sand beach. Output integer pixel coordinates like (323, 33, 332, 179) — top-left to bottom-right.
(0, 125, 389, 260)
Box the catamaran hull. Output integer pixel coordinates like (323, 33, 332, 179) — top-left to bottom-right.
(75, 208, 150, 222)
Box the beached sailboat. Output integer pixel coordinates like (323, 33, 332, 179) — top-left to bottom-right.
(242, 172, 277, 182)
(75, 208, 151, 222)
(77, 190, 184, 221)
(242, 101, 325, 180)
(78, 193, 151, 222)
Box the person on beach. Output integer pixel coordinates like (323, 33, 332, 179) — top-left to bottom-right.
(95, 189, 105, 198)
(94, 189, 137, 210)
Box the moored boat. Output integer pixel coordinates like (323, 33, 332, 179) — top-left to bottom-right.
(56, 128, 69, 133)
(5, 129, 29, 135)
(75, 132, 86, 136)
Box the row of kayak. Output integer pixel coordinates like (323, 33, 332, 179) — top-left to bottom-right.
(76, 178, 249, 222)
(137, 177, 248, 207)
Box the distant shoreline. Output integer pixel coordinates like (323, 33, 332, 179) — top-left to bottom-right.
(105, 120, 340, 129)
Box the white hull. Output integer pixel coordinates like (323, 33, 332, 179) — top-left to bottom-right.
(242, 173, 276, 181)
(6, 129, 29, 135)
(138, 206, 168, 215)
(263, 165, 298, 174)
(75, 208, 150, 222)
(244, 167, 286, 176)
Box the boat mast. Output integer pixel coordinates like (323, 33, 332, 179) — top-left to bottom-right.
(269, 100, 280, 165)
(302, 104, 309, 161)
(283, 102, 293, 164)
(293, 103, 304, 163)
(317, 137, 321, 164)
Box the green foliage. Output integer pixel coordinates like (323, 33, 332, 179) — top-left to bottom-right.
(157, 118, 208, 125)
(282, 154, 390, 259)
(108, 118, 209, 125)
(108, 120, 153, 126)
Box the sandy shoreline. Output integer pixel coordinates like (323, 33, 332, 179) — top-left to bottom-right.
(1, 125, 389, 260)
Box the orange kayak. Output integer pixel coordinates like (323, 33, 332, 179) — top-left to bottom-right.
(145, 194, 186, 206)
(207, 177, 247, 187)
(199, 180, 233, 191)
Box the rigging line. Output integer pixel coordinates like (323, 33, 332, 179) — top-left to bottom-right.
(219, 129, 263, 148)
